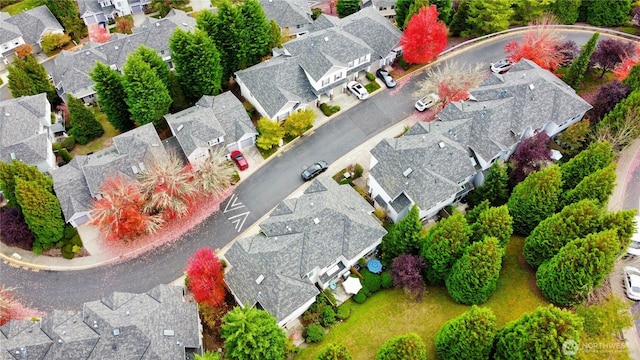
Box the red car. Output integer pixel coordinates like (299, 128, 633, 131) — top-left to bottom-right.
(230, 150, 248, 171)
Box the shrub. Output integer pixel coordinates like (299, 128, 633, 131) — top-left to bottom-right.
(320, 103, 332, 116)
(61, 243, 74, 259)
(58, 148, 73, 162)
(330, 105, 340, 113)
(353, 163, 364, 178)
(336, 305, 351, 320)
(63, 225, 77, 240)
(435, 305, 497, 360)
(381, 270, 394, 288)
(321, 289, 336, 307)
(398, 55, 410, 70)
(366, 72, 375, 81)
(376, 333, 427, 360)
(59, 136, 76, 150)
(353, 290, 367, 304)
(364, 81, 380, 93)
(361, 269, 382, 293)
(305, 324, 325, 343)
(0, 207, 34, 250)
(311, 8, 323, 19)
(320, 306, 336, 326)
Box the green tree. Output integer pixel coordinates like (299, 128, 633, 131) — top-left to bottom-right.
(561, 163, 616, 207)
(405, 0, 430, 29)
(434, 306, 497, 360)
(130, 46, 170, 87)
(585, 0, 631, 26)
(507, 164, 563, 235)
(150, 0, 188, 17)
(564, 32, 599, 89)
(210, 3, 242, 87)
(470, 205, 512, 247)
(238, 0, 272, 69)
(596, 90, 640, 150)
(8, 55, 58, 104)
(67, 95, 104, 145)
(283, 109, 315, 137)
(316, 343, 353, 360)
(0, 160, 53, 209)
(537, 229, 619, 306)
(445, 237, 503, 305)
(554, 119, 591, 158)
(375, 333, 426, 360)
(170, 28, 222, 99)
(421, 212, 471, 284)
(560, 141, 614, 191)
(45, 0, 85, 40)
(623, 62, 640, 89)
(462, 0, 513, 37)
(467, 161, 509, 207)
(256, 117, 285, 150)
(336, 0, 360, 18)
(221, 306, 286, 360)
(550, 0, 582, 24)
(268, 19, 283, 49)
(395, 0, 415, 29)
(465, 199, 489, 226)
(494, 305, 583, 360)
(430, 0, 452, 23)
(523, 199, 603, 268)
(40, 33, 71, 53)
(601, 209, 637, 254)
(6, 63, 32, 98)
(196, 9, 217, 38)
(15, 178, 64, 254)
(195, 351, 221, 360)
(381, 205, 424, 263)
(168, 71, 193, 113)
(511, 0, 554, 25)
(90, 62, 134, 132)
(122, 55, 172, 126)
(448, 0, 470, 36)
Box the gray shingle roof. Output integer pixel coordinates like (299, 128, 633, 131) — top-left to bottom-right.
(235, 55, 317, 119)
(259, 0, 312, 29)
(0, 93, 51, 167)
(77, 0, 103, 16)
(308, 13, 340, 32)
(0, 12, 21, 45)
(4, 5, 63, 45)
(51, 156, 94, 222)
(0, 285, 201, 360)
(224, 177, 387, 324)
(339, 7, 401, 60)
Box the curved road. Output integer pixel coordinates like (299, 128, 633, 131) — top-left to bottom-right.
(0, 30, 628, 312)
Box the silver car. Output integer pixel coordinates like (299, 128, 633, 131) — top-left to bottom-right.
(624, 266, 640, 301)
(415, 93, 440, 111)
(490, 58, 514, 74)
(347, 81, 369, 100)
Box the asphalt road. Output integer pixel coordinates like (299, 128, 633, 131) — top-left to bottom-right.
(0, 29, 631, 312)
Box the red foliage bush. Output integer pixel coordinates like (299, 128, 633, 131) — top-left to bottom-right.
(0, 207, 34, 250)
(185, 247, 226, 307)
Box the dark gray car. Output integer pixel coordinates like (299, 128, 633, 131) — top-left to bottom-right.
(301, 161, 328, 181)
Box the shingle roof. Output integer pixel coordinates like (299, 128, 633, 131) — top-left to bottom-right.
(4, 5, 63, 45)
(0, 285, 201, 360)
(77, 0, 103, 16)
(224, 177, 387, 323)
(0, 12, 21, 44)
(259, 0, 312, 29)
(338, 7, 401, 60)
(0, 93, 51, 167)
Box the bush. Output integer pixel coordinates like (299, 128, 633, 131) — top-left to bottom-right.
(381, 270, 394, 288)
(353, 163, 364, 178)
(366, 72, 375, 81)
(353, 290, 367, 304)
(311, 8, 323, 19)
(320, 306, 336, 326)
(362, 269, 382, 293)
(63, 225, 77, 240)
(330, 105, 340, 113)
(319, 103, 340, 117)
(59, 148, 73, 162)
(59, 136, 76, 150)
(0, 207, 34, 250)
(75, 135, 88, 145)
(321, 289, 336, 307)
(336, 305, 351, 320)
(305, 324, 325, 343)
(398, 55, 410, 70)
(364, 81, 380, 93)
(61, 243, 74, 259)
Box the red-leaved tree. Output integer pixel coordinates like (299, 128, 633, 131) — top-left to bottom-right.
(391, 254, 426, 300)
(613, 44, 640, 81)
(509, 132, 553, 185)
(400, 5, 447, 64)
(91, 177, 163, 241)
(414, 61, 486, 107)
(504, 19, 564, 71)
(590, 39, 637, 78)
(88, 24, 112, 43)
(185, 247, 226, 307)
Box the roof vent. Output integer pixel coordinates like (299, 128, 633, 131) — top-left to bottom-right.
(113, 328, 120, 336)
(255, 274, 265, 284)
(5, 112, 8, 116)
(438, 141, 445, 148)
(402, 167, 413, 177)
(155, 22, 160, 27)
(163, 329, 175, 336)
(138, 162, 146, 171)
(323, 36, 329, 42)
(131, 165, 139, 174)
(10, 152, 16, 160)
(58, 339, 64, 344)
(177, 124, 184, 132)
(114, 45, 119, 50)
(85, 50, 90, 55)
(181, 22, 188, 26)
(528, 83, 535, 90)
(126, 311, 130, 316)
(151, 143, 160, 147)
(313, 217, 320, 224)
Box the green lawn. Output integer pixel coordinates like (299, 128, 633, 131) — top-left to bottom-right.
(295, 236, 549, 360)
(71, 112, 120, 156)
(1, 0, 44, 15)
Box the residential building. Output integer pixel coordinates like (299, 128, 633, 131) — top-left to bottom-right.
(0, 285, 202, 359)
(52, 123, 169, 227)
(51, 9, 195, 103)
(165, 92, 258, 169)
(361, 0, 397, 22)
(259, 0, 313, 37)
(79, 0, 151, 26)
(223, 177, 387, 328)
(0, 5, 64, 62)
(0, 93, 55, 172)
(369, 59, 593, 223)
(235, 7, 402, 121)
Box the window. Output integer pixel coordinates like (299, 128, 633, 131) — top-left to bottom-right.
(348, 61, 354, 68)
(359, 55, 366, 63)
(321, 78, 329, 87)
(334, 72, 342, 81)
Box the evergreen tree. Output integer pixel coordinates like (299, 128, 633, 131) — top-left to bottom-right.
(586, 0, 631, 26)
(8, 55, 58, 104)
(255, 117, 285, 150)
(564, 32, 599, 89)
(14, 178, 64, 254)
(238, 0, 272, 69)
(511, 0, 554, 25)
(561, 163, 616, 207)
(462, 0, 513, 38)
(446, 237, 502, 305)
(122, 55, 172, 126)
(601, 209, 637, 254)
(336, 0, 360, 18)
(44, 0, 85, 40)
(221, 306, 286, 360)
(381, 205, 423, 263)
(555, 119, 591, 158)
(494, 305, 583, 360)
(168, 71, 193, 113)
(376, 333, 426, 360)
(421, 212, 472, 284)
(67, 95, 104, 144)
(467, 161, 509, 207)
(448, 0, 470, 37)
(90, 62, 134, 132)
(550, 0, 582, 24)
(130, 46, 170, 87)
(316, 343, 353, 360)
(623, 62, 640, 89)
(465, 199, 489, 226)
(434, 306, 497, 360)
(596, 90, 640, 149)
(524, 199, 603, 268)
(405, 0, 429, 28)
(0, 160, 53, 209)
(268, 19, 282, 49)
(537, 229, 619, 306)
(170, 29, 222, 99)
(212, 3, 242, 87)
(560, 141, 614, 191)
(507, 165, 563, 235)
(196, 9, 217, 38)
(430, 0, 452, 23)
(395, 0, 415, 29)
(470, 205, 512, 247)
(7, 62, 33, 98)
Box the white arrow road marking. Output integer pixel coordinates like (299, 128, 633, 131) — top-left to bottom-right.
(223, 193, 245, 213)
(228, 211, 250, 232)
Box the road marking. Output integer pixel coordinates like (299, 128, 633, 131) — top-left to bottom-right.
(223, 193, 245, 213)
(8, 263, 19, 268)
(228, 211, 250, 232)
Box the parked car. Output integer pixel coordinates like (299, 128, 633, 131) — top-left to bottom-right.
(415, 93, 440, 111)
(347, 81, 369, 100)
(490, 58, 514, 74)
(301, 161, 328, 181)
(628, 215, 640, 256)
(230, 150, 249, 171)
(376, 68, 396, 88)
(624, 266, 640, 301)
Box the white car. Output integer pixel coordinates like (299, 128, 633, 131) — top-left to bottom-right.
(628, 215, 640, 256)
(415, 93, 440, 112)
(490, 58, 514, 74)
(347, 81, 369, 100)
(624, 266, 640, 301)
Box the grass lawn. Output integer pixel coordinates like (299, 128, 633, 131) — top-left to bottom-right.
(295, 236, 549, 360)
(1, 0, 44, 15)
(71, 112, 120, 156)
